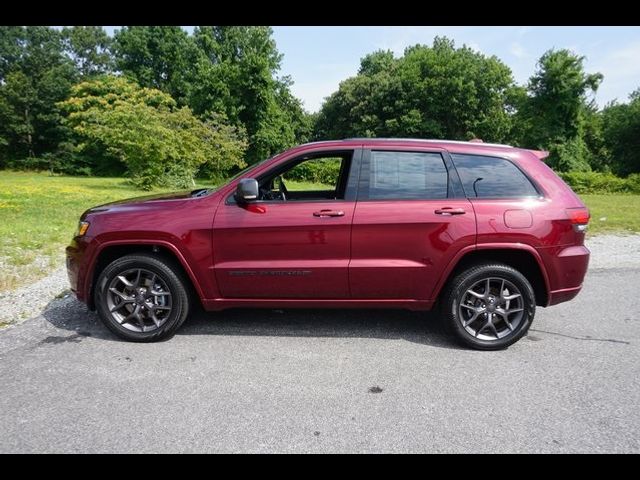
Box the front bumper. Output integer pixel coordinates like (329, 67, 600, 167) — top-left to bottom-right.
(65, 236, 91, 303)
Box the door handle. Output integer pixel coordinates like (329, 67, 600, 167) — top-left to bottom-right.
(434, 208, 466, 216)
(313, 209, 345, 217)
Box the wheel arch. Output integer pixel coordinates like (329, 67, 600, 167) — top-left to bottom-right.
(86, 241, 205, 311)
(432, 245, 550, 307)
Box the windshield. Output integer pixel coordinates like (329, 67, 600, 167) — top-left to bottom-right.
(229, 155, 276, 181)
(211, 155, 276, 191)
(189, 155, 277, 196)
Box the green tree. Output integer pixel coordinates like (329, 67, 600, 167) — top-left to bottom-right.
(59, 76, 247, 189)
(61, 26, 113, 77)
(514, 49, 603, 171)
(191, 26, 304, 164)
(275, 75, 313, 143)
(0, 26, 25, 80)
(315, 38, 515, 142)
(0, 26, 77, 164)
(601, 89, 640, 176)
(110, 26, 308, 165)
(358, 50, 395, 76)
(582, 102, 609, 172)
(112, 26, 200, 106)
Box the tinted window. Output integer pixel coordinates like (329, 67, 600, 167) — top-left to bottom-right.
(451, 154, 539, 198)
(368, 151, 448, 200)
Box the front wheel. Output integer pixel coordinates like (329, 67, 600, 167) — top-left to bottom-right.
(442, 263, 535, 350)
(95, 254, 191, 342)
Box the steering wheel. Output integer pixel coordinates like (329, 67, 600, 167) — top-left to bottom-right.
(259, 176, 287, 201)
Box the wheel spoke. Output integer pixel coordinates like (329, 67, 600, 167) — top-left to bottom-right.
(117, 275, 134, 287)
(503, 293, 521, 302)
(150, 291, 170, 297)
(494, 308, 513, 330)
(135, 308, 145, 331)
(475, 318, 488, 337)
(151, 305, 171, 312)
(133, 269, 142, 288)
(150, 311, 161, 328)
(496, 307, 523, 317)
(463, 310, 484, 327)
(467, 289, 485, 299)
(110, 300, 133, 313)
(109, 287, 133, 302)
(475, 312, 497, 337)
(487, 313, 500, 338)
(120, 310, 137, 325)
(485, 278, 491, 297)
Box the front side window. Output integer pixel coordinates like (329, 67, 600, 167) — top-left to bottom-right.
(451, 154, 539, 198)
(257, 152, 351, 201)
(367, 151, 448, 200)
(283, 157, 343, 192)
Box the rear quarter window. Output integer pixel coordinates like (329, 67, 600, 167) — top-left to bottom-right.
(451, 154, 539, 198)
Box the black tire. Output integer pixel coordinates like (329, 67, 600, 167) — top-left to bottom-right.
(95, 254, 191, 342)
(442, 263, 535, 350)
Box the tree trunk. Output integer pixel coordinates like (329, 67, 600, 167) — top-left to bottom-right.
(24, 107, 35, 159)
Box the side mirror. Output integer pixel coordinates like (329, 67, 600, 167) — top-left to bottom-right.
(235, 178, 259, 203)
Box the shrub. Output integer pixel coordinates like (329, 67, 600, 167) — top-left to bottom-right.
(559, 171, 640, 194)
(59, 76, 247, 190)
(285, 158, 342, 185)
(547, 137, 592, 172)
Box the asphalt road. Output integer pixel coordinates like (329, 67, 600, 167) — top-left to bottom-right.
(0, 267, 638, 453)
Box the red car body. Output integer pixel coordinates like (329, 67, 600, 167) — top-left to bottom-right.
(66, 139, 590, 315)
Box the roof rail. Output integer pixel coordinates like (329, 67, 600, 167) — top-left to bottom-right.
(342, 138, 514, 148)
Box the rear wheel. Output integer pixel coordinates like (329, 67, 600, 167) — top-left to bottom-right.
(442, 263, 535, 350)
(95, 254, 191, 342)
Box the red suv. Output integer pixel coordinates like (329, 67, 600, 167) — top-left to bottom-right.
(66, 139, 590, 349)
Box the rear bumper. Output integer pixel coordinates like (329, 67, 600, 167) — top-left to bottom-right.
(548, 285, 583, 306)
(540, 245, 590, 306)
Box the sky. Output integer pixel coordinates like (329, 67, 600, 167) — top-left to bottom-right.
(103, 26, 640, 113)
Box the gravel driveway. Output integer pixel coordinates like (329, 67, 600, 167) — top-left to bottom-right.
(0, 234, 638, 453)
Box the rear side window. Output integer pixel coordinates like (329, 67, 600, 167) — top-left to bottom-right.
(367, 151, 448, 200)
(451, 154, 539, 198)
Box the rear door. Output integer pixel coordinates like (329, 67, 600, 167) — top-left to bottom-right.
(349, 147, 476, 300)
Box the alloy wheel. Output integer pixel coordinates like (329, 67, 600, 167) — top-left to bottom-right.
(458, 277, 525, 341)
(106, 268, 173, 333)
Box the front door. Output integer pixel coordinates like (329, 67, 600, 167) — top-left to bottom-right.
(213, 150, 360, 299)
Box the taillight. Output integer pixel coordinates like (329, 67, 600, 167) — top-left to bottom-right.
(566, 207, 590, 232)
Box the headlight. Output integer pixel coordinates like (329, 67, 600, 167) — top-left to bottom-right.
(76, 221, 90, 237)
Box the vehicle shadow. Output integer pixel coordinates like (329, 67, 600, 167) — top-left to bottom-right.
(41, 296, 463, 350)
(182, 307, 462, 349)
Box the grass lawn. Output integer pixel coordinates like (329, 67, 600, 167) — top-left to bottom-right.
(581, 194, 640, 236)
(0, 171, 211, 292)
(0, 171, 638, 293)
